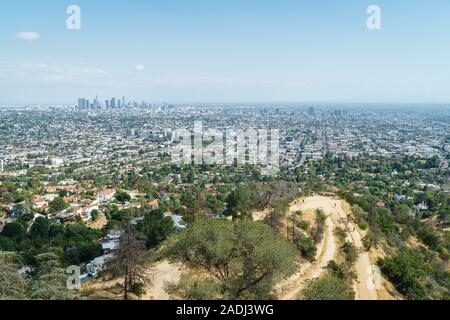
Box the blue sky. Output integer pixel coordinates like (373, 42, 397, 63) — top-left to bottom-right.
(0, 0, 449, 104)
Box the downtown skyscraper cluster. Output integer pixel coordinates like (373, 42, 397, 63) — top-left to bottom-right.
(77, 96, 127, 110)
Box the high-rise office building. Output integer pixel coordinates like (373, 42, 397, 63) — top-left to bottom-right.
(78, 95, 132, 109)
(77, 98, 85, 109)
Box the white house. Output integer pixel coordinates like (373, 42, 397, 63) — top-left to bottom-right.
(81, 203, 99, 220)
(99, 189, 116, 202)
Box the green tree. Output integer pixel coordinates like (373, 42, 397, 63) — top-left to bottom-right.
(438, 208, 450, 224)
(166, 273, 222, 300)
(294, 232, 317, 262)
(164, 218, 297, 299)
(49, 197, 69, 213)
(1, 192, 14, 204)
(0, 236, 15, 251)
(115, 191, 131, 205)
(378, 249, 428, 300)
(11, 202, 32, 217)
(105, 222, 150, 300)
(301, 274, 355, 300)
(58, 189, 68, 197)
(29, 217, 49, 240)
(425, 156, 440, 169)
(1, 222, 26, 242)
(48, 223, 64, 240)
(342, 242, 358, 264)
(312, 209, 327, 243)
(142, 210, 175, 249)
(0, 253, 27, 299)
(90, 209, 100, 222)
(225, 185, 258, 220)
(28, 252, 77, 300)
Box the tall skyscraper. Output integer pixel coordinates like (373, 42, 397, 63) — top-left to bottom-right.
(77, 98, 85, 109)
(94, 95, 98, 108)
(77, 96, 130, 109)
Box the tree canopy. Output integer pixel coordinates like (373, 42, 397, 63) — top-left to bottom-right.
(164, 218, 297, 299)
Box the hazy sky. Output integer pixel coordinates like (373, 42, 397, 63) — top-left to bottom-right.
(0, 0, 449, 104)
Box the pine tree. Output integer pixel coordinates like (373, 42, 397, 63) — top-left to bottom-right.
(105, 222, 150, 300)
(28, 252, 77, 300)
(0, 253, 27, 299)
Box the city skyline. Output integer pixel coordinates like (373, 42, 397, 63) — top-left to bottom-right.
(76, 95, 163, 109)
(1, 0, 450, 105)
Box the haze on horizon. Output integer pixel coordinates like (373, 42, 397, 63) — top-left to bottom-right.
(1, 0, 450, 105)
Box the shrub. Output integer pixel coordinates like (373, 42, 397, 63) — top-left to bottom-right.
(296, 220, 310, 231)
(130, 283, 146, 297)
(294, 232, 317, 262)
(378, 249, 428, 300)
(301, 274, 355, 300)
